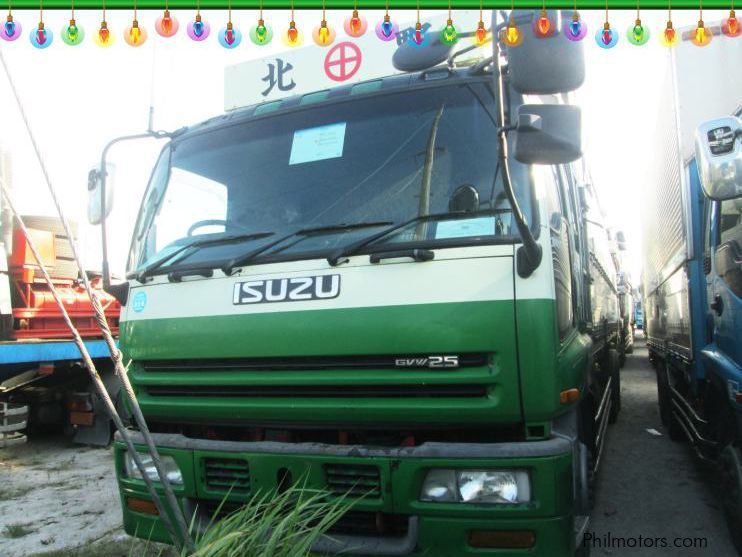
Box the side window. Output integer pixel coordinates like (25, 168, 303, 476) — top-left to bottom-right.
(703, 200, 713, 275)
(547, 167, 574, 341)
(716, 198, 742, 298)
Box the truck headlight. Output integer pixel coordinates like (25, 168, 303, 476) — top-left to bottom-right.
(420, 469, 530, 504)
(124, 452, 183, 485)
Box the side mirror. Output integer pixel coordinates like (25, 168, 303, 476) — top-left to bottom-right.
(87, 163, 115, 225)
(615, 230, 627, 251)
(513, 104, 581, 165)
(392, 23, 455, 72)
(504, 10, 585, 95)
(694, 116, 742, 201)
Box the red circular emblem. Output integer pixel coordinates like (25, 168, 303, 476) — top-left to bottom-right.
(324, 41, 363, 82)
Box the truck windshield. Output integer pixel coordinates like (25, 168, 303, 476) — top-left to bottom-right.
(129, 82, 536, 273)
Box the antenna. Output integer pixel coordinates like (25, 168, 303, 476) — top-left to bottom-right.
(147, 34, 157, 133)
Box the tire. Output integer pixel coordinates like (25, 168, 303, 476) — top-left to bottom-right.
(719, 443, 742, 554)
(656, 361, 685, 442)
(608, 348, 621, 424)
(625, 341, 634, 355)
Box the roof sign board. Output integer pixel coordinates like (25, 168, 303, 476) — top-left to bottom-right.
(224, 11, 483, 111)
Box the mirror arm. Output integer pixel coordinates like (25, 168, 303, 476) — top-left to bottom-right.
(98, 129, 177, 290)
(492, 20, 542, 278)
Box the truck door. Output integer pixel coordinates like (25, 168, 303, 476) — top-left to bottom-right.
(708, 195, 742, 370)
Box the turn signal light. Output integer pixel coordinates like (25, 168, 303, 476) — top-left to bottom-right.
(126, 497, 159, 515)
(560, 388, 580, 405)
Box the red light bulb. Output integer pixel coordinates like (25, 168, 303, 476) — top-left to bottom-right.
(537, 10, 550, 36)
(350, 10, 361, 34)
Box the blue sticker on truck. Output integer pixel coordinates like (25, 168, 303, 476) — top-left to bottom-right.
(132, 291, 147, 313)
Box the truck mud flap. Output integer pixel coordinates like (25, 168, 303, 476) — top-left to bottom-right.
(593, 375, 613, 472)
(0, 402, 28, 447)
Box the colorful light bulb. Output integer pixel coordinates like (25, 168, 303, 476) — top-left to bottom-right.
(61, 18, 85, 45)
(283, 20, 302, 46)
(250, 18, 273, 44)
(596, 22, 617, 49)
(660, 20, 677, 46)
(30, 21, 52, 48)
(474, 20, 488, 45)
(124, 20, 148, 46)
(1, 14, 21, 41)
(440, 19, 458, 45)
(627, 18, 649, 45)
(534, 9, 551, 37)
(692, 19, 712, 46)
(375, 14, 397, 41)
(722, 9, 741, 37)
(94, 20, 114, 46)
(344, 9, 367, 37)
(155, 9, 180, 37)
(564, 11, 587, 41)
(501, 17, 522, 47)
(312, 20, 335, 46)
(187, 14, 210, 41)
(410, 21, 424, 45)
(219, 21, 242, 48)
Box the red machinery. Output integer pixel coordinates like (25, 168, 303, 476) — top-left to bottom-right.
(8, 216, 120, 340)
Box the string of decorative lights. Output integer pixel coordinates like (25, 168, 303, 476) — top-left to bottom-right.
(0, 5, 739, 50)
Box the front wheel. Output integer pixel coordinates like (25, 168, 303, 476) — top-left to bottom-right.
(719, 443, 742, 554)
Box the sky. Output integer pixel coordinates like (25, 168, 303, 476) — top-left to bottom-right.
(0, 8, 733, 282)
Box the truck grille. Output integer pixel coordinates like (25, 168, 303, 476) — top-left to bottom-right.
(203, 458, 251, 495)
(141, 353, 488, 372)
(324, 464, 381, 497)
(146, 384, 487, 398)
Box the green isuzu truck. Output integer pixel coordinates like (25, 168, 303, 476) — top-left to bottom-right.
(93, 11, 621, 556)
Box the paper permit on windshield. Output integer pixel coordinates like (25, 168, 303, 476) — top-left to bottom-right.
(435, 217, 496, 239)
(289, 123, 347, 165)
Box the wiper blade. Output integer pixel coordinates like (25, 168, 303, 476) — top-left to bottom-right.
(296, 221, 394, 235)
(222, 221, 393, 275)
(326, 209, 509, 266)
(133, 231, 274, 282)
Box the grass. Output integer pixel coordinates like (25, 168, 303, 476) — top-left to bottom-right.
(184, 483, 354, 557)
(0, 484, 34, 501)
(3, 523, 36, 538)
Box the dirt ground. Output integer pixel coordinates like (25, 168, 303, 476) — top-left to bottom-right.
(590, 339, 737, 556)
(0, 338, 738, 556)
(0, 438, 173, 557)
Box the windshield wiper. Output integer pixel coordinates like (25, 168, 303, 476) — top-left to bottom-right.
(222, 221, 393, 275)
(326, 209, 510, 266)
(132, 231, 274, 282)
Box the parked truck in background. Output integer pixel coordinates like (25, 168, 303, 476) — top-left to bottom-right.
(0, 149, 121, 447)
(92, 11, 622, 555)
(643, 24, 742, 553)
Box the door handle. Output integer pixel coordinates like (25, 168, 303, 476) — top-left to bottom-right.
(710, 295, 723, 316)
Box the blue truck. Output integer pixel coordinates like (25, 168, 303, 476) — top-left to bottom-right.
(0, 152, 120, 447)
(643, 30, 741, 553)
